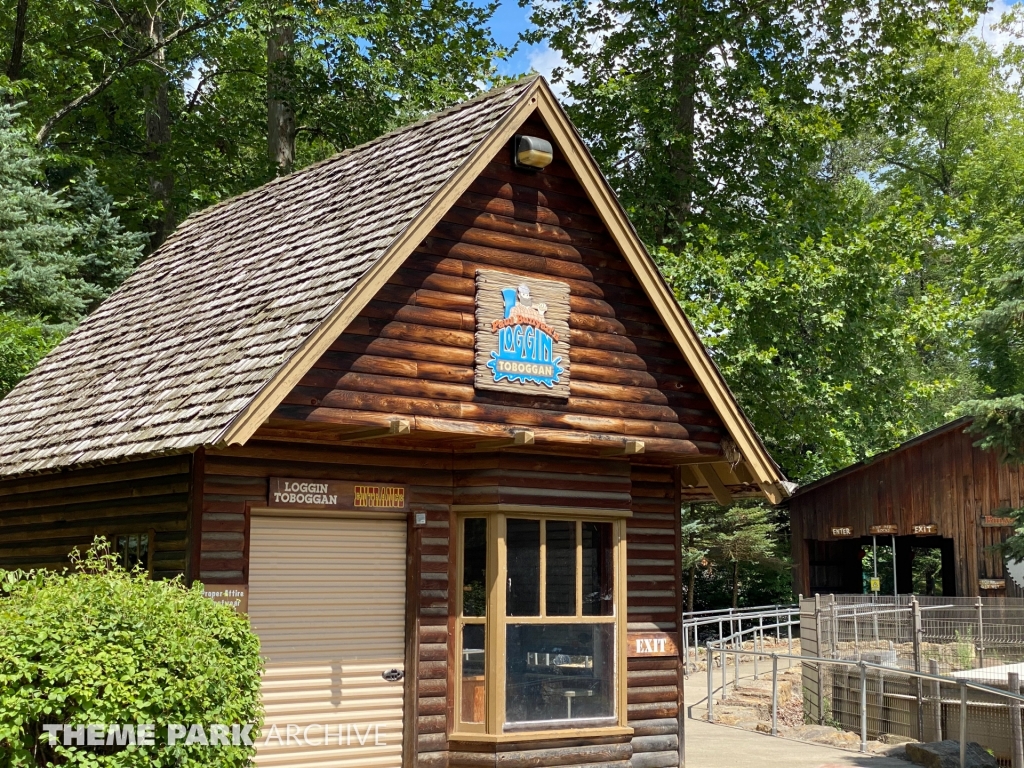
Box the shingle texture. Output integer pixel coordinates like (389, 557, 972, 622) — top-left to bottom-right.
(0, 78, 536, 477)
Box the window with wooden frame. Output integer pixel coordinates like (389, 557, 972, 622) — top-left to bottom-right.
(112, 531, 153, 576)
(454, 513, 628, 739)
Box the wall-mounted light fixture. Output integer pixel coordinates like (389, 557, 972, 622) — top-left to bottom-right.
(512, 135, 553, 171)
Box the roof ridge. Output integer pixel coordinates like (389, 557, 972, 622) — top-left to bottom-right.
(171, 76, 541, 239)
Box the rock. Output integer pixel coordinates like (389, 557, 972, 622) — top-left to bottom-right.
(755, 722, 772, 733)
(789, 724, 860, 747)
(777, 680, 794, 705)
(881, 733, 918, 745)
(873, 744, 913, 761)
(904, 741, 998, 768)
(715, 712, 740, 725)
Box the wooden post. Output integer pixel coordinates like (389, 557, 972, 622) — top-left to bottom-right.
(1010, 671, 1023, 768)
(930, 659, 942, 741)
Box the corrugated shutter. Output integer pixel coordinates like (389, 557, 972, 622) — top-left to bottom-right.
(248, 514, 407, 768)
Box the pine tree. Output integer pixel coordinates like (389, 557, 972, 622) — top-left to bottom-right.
(0, 99, 145, 396)
(0, 100, 78, 324)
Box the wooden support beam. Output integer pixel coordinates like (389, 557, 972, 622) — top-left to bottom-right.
(336, 417, 411, 442)
(679, 465, 700, 488)
(695, 464, 733, 506)
(600, 439, 645, 457)
(471, 430, 535, 452)
(732, 461, 754, 484)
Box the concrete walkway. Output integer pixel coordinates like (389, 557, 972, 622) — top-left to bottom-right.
(683, 662, 911, 768)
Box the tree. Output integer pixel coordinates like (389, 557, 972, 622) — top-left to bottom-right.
(525, 0, 988, 482)
(0, 100, 145, 396)
(0, 0, 508, 247)
(710, 506, 781, 609)
(525, 0, 983, 244)
(680, 504, 712, 613)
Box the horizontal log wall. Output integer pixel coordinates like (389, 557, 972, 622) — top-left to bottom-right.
(627, 465, 682, 768)
(274, 113, 725, 458)
(452, 452, 631, 510)
(790, 423, 1024, 598)
(203, 441, 683, 767)
(0, 454, 192, 578)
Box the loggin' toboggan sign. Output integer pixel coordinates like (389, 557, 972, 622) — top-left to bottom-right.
(474, 269, 571, 397)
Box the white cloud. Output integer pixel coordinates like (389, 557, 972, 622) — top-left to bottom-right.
(973, 0, 1018, 53)
(526, 43, 571, 98)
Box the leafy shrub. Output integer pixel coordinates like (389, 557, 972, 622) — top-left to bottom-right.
(0, 540, 263, 766)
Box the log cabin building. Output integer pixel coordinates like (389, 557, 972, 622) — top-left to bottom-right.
(790, 417, 1024, 600)
(0, 77, 790, 768)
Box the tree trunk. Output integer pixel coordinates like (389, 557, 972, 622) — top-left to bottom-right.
(732, 560, 739, 609)
(667, 0, 699, 234)
(137, 12, 175, 250)
(267, 17, 295, 175)
(6, 0, 28, 80)
(685, 522, 697, 613)
(687, 563, 696, 613)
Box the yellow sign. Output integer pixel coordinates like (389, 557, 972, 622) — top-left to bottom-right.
(869, 578, 881, 593)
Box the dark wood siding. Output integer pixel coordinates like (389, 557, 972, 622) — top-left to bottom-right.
(790, 423, 1024, 598)
(202, 442, 684, 768)
(627, 465, 682, 768)
(270, 113, 725, 460)
(0, 454, 192, 578)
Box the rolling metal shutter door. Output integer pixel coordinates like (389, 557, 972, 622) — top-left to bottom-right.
(248, 515, 407, 768)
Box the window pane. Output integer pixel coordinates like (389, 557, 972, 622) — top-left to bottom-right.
(506, 519, 540, 616)
(116, 534, 149, 572)
(582, 522, 614, 616)
(505, 623, 615, 727)
(462, 518, 487, 617)
(545, 521, 576, 616)
(461, 624, 486, 723)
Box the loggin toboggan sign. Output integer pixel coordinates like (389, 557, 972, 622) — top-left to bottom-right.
(474, 269, 571, 397)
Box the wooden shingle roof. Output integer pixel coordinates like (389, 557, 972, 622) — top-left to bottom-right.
(0, 78, 537, 477)
(0, 77, 790, 501)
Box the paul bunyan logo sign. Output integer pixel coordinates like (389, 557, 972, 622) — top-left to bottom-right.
(474, 270, 570, 397)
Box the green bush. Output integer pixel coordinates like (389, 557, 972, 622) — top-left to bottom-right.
(0, 540, 263, 766)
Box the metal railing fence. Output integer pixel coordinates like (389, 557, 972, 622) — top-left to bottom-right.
(818, 595, 1024, 682)
(703, 645, 1024, 768)
(695, 600, 1024, 768)
(680, 603, 799, 675)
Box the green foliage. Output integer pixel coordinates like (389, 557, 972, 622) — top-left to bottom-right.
(0, 0, 509, 237)
(0, 100, 145, 327)
(0, 539, 263, 767)
(526, 0, 998, 483)
(0, 313, 61, 398)
(993, 506, 1024, 563)
(682, 503, 790, 610)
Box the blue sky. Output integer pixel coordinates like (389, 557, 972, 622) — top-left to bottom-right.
(479, 0, 549, 78)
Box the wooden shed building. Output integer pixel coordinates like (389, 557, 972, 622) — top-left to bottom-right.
(789, 418, 1024, 600)
(0, 77, 789, 768)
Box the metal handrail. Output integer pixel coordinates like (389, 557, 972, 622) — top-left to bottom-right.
(698, 633, 1024, 768)
(680, 603, 800, 676)
(682, 603, 795, 618)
